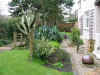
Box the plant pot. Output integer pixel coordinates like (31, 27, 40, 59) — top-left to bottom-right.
(82, 55, 94, 64)
(88, 40, 95, 52)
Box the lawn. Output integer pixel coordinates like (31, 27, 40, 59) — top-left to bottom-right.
(0, 50, 73, 75)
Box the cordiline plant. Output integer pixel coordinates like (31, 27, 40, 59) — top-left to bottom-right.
(17, 10, 38, 59)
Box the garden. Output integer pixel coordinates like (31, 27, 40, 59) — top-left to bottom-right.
(0, 0, 83, 75)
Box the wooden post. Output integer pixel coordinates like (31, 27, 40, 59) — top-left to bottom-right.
(28, 29, 34, 60)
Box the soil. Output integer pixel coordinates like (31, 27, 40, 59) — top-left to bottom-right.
(44, 50, 73, 72)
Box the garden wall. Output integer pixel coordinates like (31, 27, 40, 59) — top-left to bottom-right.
(58, 23, 75, 32)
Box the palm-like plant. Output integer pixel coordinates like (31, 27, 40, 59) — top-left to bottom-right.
(17, 10, 38, 59)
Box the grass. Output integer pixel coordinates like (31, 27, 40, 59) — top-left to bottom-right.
(0, 49, 73, 75)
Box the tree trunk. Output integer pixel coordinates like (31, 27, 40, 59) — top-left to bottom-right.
(76, 45, 79, 53)
(13, 32, 17, 48)
(28, 30, 34, 60)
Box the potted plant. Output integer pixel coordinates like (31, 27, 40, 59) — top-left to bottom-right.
(95, 0, 100, 6)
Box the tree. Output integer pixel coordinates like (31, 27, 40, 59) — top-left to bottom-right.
(17, 10, 39, 59)
(71, 28, 83, 53)
(9, 0, 74, 25)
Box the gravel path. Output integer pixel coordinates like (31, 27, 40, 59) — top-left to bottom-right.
(61, 40, 100, 75)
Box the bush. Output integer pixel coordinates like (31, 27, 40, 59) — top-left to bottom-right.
(34, 39, 59, 59)
(70, 27, 84, 52)
(0, 40, 11, 46)
(0, 17, 19, 40)
(47, 49, 71, 63)
(59, 32, 69, 40)
(48, 41, 60, 48)
(35, 25, 62, 42)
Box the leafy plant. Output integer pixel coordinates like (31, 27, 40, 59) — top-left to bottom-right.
(0, 17, 19, 40)
(48, 41, 60, 48)
(35, 25, 62, 42)
(53, 62, 64, 68)
(59, 32, 69, 40)
(0, 40, 11, 47)
(67, 17, 78, 23)
(34, 39, 58, 59)
(71, 27, 84, 52)
(17, 10, 38, 59)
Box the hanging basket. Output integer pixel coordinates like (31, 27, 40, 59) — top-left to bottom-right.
(95, 0, 100, 6)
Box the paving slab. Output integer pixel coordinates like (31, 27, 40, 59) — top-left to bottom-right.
(61, 40, 100, 75)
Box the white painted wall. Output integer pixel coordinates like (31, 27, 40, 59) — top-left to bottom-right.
(93, 6, 100, 59)
(74, 0, 100, 59)
(0, 0, 12, 15)
(74, 0, 96, 40)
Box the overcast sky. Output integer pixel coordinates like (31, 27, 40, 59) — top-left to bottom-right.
(0, 0, 12, 15)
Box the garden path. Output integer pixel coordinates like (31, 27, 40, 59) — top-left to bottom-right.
(61, 40, 100, 75)
(0, 43, 13, 52)
(0, 42, 24, 52)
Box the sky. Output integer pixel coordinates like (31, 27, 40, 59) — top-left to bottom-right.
(0, 0, 12, 15)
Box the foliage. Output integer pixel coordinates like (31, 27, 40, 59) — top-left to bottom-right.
(53, 62, 64, 68)
(16, 10, 37, 58)
(58, 23, 74, 32)
(59, 32, 68, 40)
(70, 27, 83, 52)
(34, 39, 59, 59)
(17, 11, 36, 35)
(9, 0, 74, 25)
(35, 25, 62, 42)
(48, 41, 60, 48)
(67, 17, 78, 23)
(66, 32, 72, 39)
(0, 17, 19, 40)
(0, 50, 73, 75)
(0, 40, 10, 46)
(47, 49, 71, 64)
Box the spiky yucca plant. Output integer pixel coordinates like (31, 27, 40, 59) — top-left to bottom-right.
(17, 10, 37, 59)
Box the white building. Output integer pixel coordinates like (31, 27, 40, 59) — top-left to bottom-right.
(73, 0, 100, 59)
(0, 0, 11, 16)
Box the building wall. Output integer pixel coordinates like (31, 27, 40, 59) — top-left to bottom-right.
(74, 0, 96, 40)
(95, 6, 100, 33)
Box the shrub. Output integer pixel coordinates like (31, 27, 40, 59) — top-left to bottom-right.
(35, 25, 62, 42)
(34, 39, 59, 59)
(59, 32, 69, 40)
(52, 62, 64, 68)
(70, 27, 84, 52)
(0, 40, 11, 46)
(47, 49, 71, 63)
(0, 17, 19, 40)
(48, 41, 60, 48)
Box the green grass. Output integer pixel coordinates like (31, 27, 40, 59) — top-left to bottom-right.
(49, 41, 60, 48)
(0, 50, 73, 75)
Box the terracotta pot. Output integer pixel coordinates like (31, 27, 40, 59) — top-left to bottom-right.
(82, 55, 94, 64)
